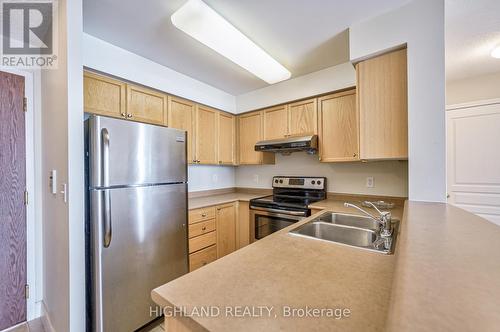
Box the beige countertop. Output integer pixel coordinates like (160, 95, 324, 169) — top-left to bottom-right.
(153, 198, 403, 331)
(385, 201, 500, 331)
(188, 192, 268, 210)
(153, 199, 500, 331)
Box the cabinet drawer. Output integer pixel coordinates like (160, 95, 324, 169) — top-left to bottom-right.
(189, 231, 216, 253)
(189, 245, 217, 271)
(189, 219, 216, 238)
(189, 207, 216, 224)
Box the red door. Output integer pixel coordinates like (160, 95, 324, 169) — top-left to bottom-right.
(0, 71, 26, 330)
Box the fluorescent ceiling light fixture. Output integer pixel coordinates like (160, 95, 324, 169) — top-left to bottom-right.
(171, 0, 291, 84)
(491, 46, 500, 59)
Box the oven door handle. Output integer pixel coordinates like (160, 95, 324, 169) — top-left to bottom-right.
(250, 206, 306, 216)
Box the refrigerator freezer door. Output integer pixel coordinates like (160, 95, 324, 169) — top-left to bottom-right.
(91, 184, 188, 332)
(88, 115, 187, 188)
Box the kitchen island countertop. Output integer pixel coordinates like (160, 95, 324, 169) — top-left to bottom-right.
(152, 199, 500, 331)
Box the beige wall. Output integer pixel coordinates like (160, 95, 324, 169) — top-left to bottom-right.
(447, 71, 500, 106)
(41, 0, 84, 331)
(236, 153, 408, 197)
(350, 0, 446, 202)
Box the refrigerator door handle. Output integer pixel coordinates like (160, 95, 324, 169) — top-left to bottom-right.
(102, 128, 112, 248)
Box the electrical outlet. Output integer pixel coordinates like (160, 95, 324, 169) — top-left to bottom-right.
(212, 174, 218, 183)
(366, 177, 374, 188)
(252, 174, 259, 184)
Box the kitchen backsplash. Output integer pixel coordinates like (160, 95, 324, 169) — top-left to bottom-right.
(189, 153, 408, 197)
(235, 153, 408, 197)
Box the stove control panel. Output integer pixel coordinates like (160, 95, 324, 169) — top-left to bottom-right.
(272, 176, 326, 190)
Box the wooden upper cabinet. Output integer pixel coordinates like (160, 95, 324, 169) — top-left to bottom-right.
(168, 96, 196, 164)
(195, 105, 218, 164)
(217, 112, 235, 165)
(263, 105, 288, 140)
(84, 71, 126, 119)
(216, 203, 237, 259)
(126, 84, 168, 125)
(288, 98, 318, 137)
(318, 89, 359, 162)
(357, 48, 408, 160)
(239, 111, 263, 164)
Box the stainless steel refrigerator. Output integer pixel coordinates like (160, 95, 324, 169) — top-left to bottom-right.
(85, 115, 188, 332)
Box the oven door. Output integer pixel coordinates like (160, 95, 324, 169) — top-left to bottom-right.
(250, 206, 306, 241)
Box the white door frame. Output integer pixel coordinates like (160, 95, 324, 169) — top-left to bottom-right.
(0, 67, 42, 320)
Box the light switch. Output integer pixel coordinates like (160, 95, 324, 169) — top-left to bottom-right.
(49, 170, 57, 194)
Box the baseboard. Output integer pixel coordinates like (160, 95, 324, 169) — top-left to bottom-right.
(1, 322, 25, 332)
(40, 301, 56, 332)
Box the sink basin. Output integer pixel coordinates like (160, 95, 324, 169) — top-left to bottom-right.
(314, 212, 380, 231)
(291, 222, 377, 247)
(289, 212, 398, 254)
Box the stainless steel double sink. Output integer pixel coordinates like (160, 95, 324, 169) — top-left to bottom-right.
(289, 212, 399, 254)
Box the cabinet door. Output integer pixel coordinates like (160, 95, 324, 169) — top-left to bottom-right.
(318, 89, 359, 162)
(236, 201, 250, 249)
(216, 203, 236, 258)
(196, 105, 218, 164)
(168, 96, 196, 164)
(357, 48, 408, 159)
(217, 112, 235, 165)
(288, 98, 318, 137)
(263, 105, 288, 139)
(84, 71, 126, 119)
(126, 84, 167, 125)
(238, 111, 263, 164)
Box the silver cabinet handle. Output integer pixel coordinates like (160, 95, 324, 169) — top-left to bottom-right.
(127, 114, 133, 118)
(102, 128, 112, 248)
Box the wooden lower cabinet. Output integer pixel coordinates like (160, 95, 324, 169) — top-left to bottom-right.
(188, 201, 246, 271)
(189, 245, 217, 271)
(188, 231, 216, 254)
(216, 203, 237, 258)
(236, 201, 250, 249)
(188, 206, 216, 224)
(188, 219, 216, 238)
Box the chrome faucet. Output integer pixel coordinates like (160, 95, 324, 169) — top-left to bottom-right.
(344, 202, 393, 237)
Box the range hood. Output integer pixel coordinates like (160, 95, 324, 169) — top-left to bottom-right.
(254, 135, 318, 154)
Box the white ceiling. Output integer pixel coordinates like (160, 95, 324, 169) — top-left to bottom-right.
(446, 0, 500, 82)
(83, 0, 410, 95)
